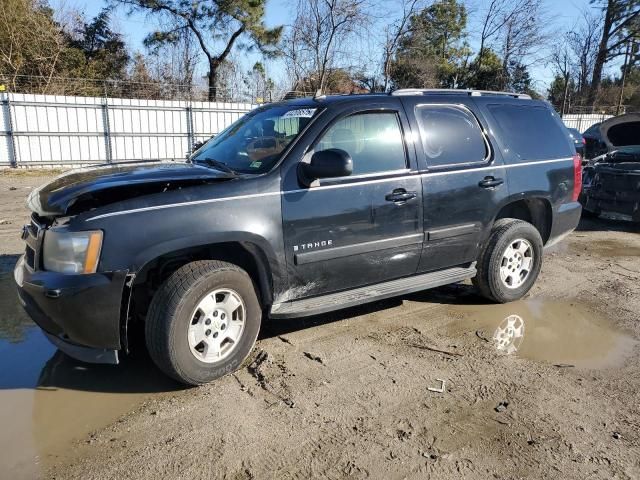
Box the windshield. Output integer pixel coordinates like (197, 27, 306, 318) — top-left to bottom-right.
(191, 105, 318, 174)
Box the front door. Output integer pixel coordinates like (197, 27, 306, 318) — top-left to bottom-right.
(281, 105, 423, 299)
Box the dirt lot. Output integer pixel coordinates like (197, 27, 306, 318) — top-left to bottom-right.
(1, 171, 639, 480)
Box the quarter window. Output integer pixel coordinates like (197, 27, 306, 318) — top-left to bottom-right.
(487, 104, 573, 161)
(415, 105, 488, 168)
(315, 112, 407, 176)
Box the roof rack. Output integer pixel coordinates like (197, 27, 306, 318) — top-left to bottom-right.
(390, 88, 531, 99)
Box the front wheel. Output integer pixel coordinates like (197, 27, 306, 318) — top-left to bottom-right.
(145, 260, 262, 385)
(473, 219, 544, 303)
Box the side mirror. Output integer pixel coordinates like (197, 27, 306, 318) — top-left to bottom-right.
(192, 141, 205, 153)
(299, 149, 352, 186)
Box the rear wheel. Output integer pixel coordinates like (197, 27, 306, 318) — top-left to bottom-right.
(473, 219, 543, 303)
(145, 260, 261, 385)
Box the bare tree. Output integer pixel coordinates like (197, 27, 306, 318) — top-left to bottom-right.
(0, 0, 67, 93)
(144, 17, 200, 97)
(474, 0, 516, 74)
(471, 0, 548, 90)
(380, 0, 423, 91)
(496, 0, 548, 90)
(588, 0, 640, 104)
(550, 41, 573, 114)
(283, 0, 371, 94)
(567, 9, 601, 98)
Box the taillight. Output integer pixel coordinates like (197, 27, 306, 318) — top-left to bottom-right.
(572, 153, 582, 201)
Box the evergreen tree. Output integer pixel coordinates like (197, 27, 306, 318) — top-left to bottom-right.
(391, 0, 470, 88)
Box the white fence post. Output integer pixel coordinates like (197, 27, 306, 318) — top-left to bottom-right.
(186, 104, 194, 157)
(1, 93, 18, 167)
(102, 97, 113, 164)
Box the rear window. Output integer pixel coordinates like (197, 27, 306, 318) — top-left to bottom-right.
(487, 104, 573, 161)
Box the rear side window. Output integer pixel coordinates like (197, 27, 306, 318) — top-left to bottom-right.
(415, 105, 488, 168)
(487, 104, 573, 161)
(315, 112, 407, 175)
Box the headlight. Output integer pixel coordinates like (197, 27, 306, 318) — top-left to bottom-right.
(43, 230, 103, 274)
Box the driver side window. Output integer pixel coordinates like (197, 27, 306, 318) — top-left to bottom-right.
(315, 112, 407, 176)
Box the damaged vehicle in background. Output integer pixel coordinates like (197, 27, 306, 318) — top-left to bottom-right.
(580, 113, 640, 221)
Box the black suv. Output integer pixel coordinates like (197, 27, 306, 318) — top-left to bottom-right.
(14, 89, 582, 385)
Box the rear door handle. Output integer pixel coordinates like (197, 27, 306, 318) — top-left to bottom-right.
(478, 176, 504, 189)
(385, 188, 417, 203)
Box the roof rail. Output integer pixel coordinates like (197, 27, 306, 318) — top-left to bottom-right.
(390, 88, 531, 99)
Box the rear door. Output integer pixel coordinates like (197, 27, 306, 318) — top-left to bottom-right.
(280, 101, 423, 298)
(401, 97, 509, 272)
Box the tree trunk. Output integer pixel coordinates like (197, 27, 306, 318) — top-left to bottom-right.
(208, 60, 218, 102)
(588, 0, 615, 106)
(476, 43, 485, 74)
(561, 73, 570, 115)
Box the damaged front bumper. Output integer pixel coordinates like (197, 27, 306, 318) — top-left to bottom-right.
(14, 255, 127, 364)
(581, 165, 640, 220)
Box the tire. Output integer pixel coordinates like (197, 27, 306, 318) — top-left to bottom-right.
(145, 260, 261, 385)
(472, 218, 543, 303)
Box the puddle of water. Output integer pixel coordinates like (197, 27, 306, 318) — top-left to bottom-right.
(445, 298, 636, 369)
(0, 274, 181, 479)
(550, 237, 640, 258)
(582, 239, 640, 257)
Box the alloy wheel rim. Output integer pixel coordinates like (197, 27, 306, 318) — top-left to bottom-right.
(499, 238, 534, 289)
(187, 288, 246, 363)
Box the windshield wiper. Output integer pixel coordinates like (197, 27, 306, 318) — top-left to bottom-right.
(197, 158, 239, 176)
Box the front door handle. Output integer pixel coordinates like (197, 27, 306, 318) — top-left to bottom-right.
(385, 188, 417, 203)
(478, 176, 504, 189)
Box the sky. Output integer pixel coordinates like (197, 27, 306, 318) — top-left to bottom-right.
(51, 0, 604, 94)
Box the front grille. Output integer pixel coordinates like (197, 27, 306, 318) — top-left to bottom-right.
(25, 245, 35, 269)
(22, 213, 47, 271)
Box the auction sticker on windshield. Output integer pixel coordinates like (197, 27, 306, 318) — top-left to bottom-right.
(282, 108, 316, 118)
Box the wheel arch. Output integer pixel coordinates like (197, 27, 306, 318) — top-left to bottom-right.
(493, 196, 553, 245)
(121, 236, 278, 351)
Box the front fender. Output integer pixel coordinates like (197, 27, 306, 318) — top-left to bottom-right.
(75, 182, 287, 302)
(132, 231, 279, 275)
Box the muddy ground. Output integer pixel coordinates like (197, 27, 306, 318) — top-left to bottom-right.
(1, 171, 639, 480)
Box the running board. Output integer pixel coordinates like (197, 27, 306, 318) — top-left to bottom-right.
(270, 264, 476, 319)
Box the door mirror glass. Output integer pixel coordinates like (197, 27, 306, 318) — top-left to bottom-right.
(300, 148, 353, 185)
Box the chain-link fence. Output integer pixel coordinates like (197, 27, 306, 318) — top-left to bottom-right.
(0, 74, 283, 104)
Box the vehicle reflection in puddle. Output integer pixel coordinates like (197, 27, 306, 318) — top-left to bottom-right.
(0, 274, 182, 479)
(447, 298, 636, 369)
(492, 314, 525, 355)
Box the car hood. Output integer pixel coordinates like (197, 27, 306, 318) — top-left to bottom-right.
(598, 113, 640, 151)
(28, 161, 234, 216)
